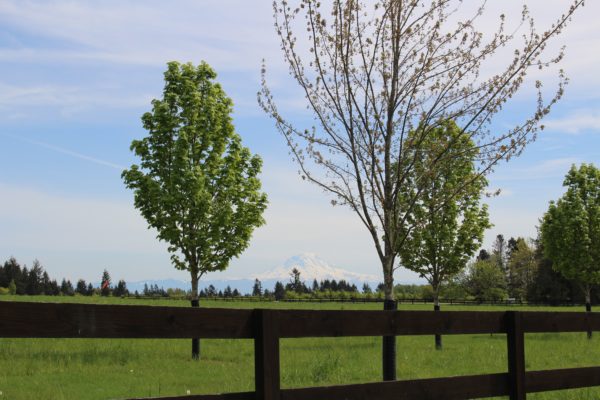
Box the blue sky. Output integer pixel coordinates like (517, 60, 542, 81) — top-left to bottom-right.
(0, 1, 599, 285)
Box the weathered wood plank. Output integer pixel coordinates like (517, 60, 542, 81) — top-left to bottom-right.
(276, 310, 506, 337)
(0, 301, 254, 338)
(520, 312, 600, 333)
(526, 366, 600, 392)
(280, 373, 509, 400)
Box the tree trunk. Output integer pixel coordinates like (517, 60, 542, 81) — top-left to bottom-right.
(434, 291, 442, 350)
(585, 286, 592, 340)
(382, 260, 396, 381)
(191, 273, 200, 359)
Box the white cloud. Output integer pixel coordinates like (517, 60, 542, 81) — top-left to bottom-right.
(1, 133, 125, 170)
(491, 157, 579, 182)
(544, 109, 600, 134)
(0, 1, 284, 71)
(0, 82, 152, 113)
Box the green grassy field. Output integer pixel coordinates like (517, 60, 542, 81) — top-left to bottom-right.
(0, 295, 599, 399)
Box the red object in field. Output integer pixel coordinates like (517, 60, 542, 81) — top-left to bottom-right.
(101, 280, 109, 290)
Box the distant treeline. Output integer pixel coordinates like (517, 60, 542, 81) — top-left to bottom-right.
(0, 258, 130, 297)
(241, 234, 600, 304)
(3, 233, 599, 305)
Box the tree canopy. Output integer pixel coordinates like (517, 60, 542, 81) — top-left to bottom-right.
(540, 164, 600, 304)
(396, 120, 490, 304)
(123, 61, 268, 299)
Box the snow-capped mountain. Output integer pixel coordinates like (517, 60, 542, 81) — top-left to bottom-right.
(255, 253, 378, 283)
(125, 253, 379, 294)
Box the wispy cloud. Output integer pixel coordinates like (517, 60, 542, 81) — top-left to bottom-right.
(0, 82, 151, 111)
(491, 157, 579, 182)
(1, 133, 124, 170)
(0, 1, 283, 71)
(544, 109, 600, 134)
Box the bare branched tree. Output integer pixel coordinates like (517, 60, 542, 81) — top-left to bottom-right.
(259, 0, 583, 380)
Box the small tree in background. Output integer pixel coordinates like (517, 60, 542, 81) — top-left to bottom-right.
(541, 164, 600, 338)
(274, 281, 285, 300)
(527, 238, 572, 305)
(8, 279, 16, 295)
(26, 260, 44, 295)
(492, 234, 509, 286)
(466, 259, 508, 302)
(287, 268, 306, 293)
(252, 279, 263, 297)
(397, 120, 490, 349)
(507, 238, 537, 300)
(100, 270, 111, 297)
(60, 279, 75, 296)
(123, 61, 268, 360)
(76, 279, 87, 295)
(362, 283, 372, 294)
(113, 280, 129, 297)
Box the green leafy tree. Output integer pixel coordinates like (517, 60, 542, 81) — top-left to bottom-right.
(8, 279, 16, 295)
(397, 120, 490, 349)
(122, 61, 267, 359)
(465, 259, 508, 301)
(527, 239, 572, 305)
(507, 238, 537, 300)
(540, 164, 600, 337)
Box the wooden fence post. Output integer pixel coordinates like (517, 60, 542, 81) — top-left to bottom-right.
(254, 309, 280, 400)
(506, 311, 526, 400)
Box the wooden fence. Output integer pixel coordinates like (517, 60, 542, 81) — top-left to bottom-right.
(123, 295, 584, 307)
(1, 301, 600, 399)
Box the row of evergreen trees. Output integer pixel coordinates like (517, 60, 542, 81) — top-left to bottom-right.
(0, 258, 130, 297)
(1, 258, 64, 295)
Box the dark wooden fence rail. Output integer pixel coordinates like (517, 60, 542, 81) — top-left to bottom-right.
(1, 301, 600, 400)
(124, 295, 589, 307)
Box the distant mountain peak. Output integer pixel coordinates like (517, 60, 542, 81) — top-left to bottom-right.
(256, 253, 378, 283)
